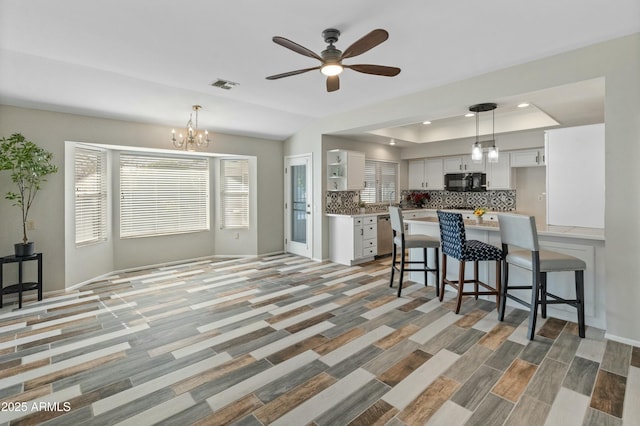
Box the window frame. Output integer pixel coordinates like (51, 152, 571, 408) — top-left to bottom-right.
(361, 159, 399, 204)
(74, 145, 108, 247)
(119, 152, 210, 239)
(220, 158, 250, 229)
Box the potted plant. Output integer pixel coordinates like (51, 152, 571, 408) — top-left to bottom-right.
(0, 133, 58, 256)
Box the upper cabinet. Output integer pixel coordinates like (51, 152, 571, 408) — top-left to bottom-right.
(443, 155, 485, 173)
(408, 158, 443, 190)
(486, 153, 515, 189)
(327, 149, 365, 191)
(510, 148, 545, 167)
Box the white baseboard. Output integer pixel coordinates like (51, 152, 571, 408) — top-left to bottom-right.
(604, 332, 640, 348)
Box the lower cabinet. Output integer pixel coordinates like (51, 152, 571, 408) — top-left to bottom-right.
(329, 215, 377, 265)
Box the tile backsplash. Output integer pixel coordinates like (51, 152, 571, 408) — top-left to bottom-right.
(325, 190, 516, 214)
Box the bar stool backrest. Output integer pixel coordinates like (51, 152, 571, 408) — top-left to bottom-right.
(389, 206, 404, 236)
(437, 211, 466, 259)
(497, 213, 539, 251)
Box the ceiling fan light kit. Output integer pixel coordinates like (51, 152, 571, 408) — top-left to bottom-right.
(469, 102, 499, 163)
(266, 28, 401, 92)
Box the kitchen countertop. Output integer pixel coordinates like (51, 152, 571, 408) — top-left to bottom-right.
(405, 216, 605, 241)
(326, 208, 437, 218)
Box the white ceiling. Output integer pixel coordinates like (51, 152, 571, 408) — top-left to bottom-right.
(0, 0, 638, 142)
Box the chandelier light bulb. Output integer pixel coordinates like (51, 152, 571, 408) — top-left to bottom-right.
(171, 105, 210, 150)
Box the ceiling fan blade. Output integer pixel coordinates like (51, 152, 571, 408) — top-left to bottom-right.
(341, 29, 389, 59)
(272, 36, 322, 61)
(326, 75, 340, 92)
(266, 66, 320, 80)
(345, 64, 401, 77)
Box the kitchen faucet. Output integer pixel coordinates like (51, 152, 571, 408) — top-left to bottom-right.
(389, 191, 396, 207)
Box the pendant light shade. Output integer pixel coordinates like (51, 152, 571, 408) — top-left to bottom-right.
(469, 102, 499, 163)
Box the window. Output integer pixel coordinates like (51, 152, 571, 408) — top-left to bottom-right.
(75, 146, 108, 246)
(220, 158, 249, 229)
(360, 160, 398, 203)
(120, 154, 209, 238)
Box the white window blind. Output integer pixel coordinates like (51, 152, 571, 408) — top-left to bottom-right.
(120, 154, 209, 238)
(361, 160, 398, 203)
(75, 146, 108, 246)
(220, 159, 249, 229)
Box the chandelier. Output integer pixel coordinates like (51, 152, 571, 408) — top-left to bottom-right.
(469, 102, 499, 163)
(171, 105, 210, 151)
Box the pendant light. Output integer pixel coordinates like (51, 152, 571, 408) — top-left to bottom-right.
(469, 102, 499, 163)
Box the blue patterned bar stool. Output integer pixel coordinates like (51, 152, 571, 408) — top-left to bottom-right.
(437, 211, 503, 314)
(389, 207, 440, 297)
(497, 213, 586, 339)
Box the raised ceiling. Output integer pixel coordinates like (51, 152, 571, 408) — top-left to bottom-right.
(0, 0, 638, 141)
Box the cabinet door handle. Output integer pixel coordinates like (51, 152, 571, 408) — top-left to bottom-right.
(360, 229, 364, 236)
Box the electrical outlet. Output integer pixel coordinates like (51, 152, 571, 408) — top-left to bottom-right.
(26, 220, 35, 230)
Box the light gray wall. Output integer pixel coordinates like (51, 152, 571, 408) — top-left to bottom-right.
(0, 105, 284, 290)
(284, 33, 640, 344)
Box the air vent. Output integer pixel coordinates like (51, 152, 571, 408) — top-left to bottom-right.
(210, 79, 239, 90)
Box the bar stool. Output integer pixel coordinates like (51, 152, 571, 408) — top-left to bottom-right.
(437, 211, 502, 314)
(497, 213, 586, 339)
(389, 207, 440, 297)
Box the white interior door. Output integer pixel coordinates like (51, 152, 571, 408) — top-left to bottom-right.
(285, 154, 313, 258)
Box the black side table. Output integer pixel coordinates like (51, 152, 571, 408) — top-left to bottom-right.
(0, 253, 43, 308)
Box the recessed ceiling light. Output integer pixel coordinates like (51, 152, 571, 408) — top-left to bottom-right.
(422, 120, 431, 125)
(465, 113, 475, 117)
(517, 102, 530, 108)
(389, 139, 396, 146)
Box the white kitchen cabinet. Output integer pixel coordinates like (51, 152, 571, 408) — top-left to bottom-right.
(443, 155, 485, 173)
(510, 148, 545, 167)
(329, 215, 377, 265)
(408, 158, 443, 190)
(486, 153, 514, 189)
(327, 149, 365, 191)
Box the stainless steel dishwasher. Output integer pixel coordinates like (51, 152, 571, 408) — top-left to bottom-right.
(377, 215, 393, 256)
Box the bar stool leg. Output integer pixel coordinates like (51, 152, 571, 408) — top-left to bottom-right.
(498, 260, 508, 321)
(527, 265, 541, 340)
(455, 261, 465, 314)
(397, 243, 406, 298)
(576, 270, 586, 338)
(439, 253, 447, 302)
(423, 248, 428, 288)
(472, 261, 479, 300)
(540, 272, 548, 318)
(434, 248, 440, 298)
(389, 243, 397, 288)
(495, 260, 501, 311)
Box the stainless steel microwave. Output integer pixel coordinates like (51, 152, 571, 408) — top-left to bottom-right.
(444, 173, 487, 192)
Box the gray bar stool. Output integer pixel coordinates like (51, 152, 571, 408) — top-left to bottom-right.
(497, 213, 586, 339)
(389, 207, 440, 297)
(437, 210, 503, 314)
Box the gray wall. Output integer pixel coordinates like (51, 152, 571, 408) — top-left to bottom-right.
(0, 105, 284, 290)
(285, 33, 640, 344)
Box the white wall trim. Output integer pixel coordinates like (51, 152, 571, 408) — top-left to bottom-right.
(604, 333, 640, 348)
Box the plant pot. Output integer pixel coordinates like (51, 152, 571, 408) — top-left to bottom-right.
(475, 216, 483, 225)
(14, 242, 35, 257)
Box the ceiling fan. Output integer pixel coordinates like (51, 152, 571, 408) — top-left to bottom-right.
(266, 28, 401, 92)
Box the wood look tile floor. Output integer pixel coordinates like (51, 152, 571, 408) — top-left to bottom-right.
(0, 254, 637, 425)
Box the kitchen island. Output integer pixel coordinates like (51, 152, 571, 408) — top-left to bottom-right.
(404, 216, 606, 329)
